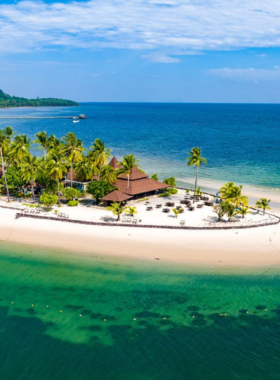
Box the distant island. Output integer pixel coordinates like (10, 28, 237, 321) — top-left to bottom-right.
(0, 89, 78, 108)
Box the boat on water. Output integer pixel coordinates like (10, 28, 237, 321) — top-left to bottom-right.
(73, 120, 80, 123)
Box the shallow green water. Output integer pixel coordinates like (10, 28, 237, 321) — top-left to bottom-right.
(0, 242, 280, 379)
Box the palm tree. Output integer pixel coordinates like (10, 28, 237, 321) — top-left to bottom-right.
(47, 148, 68, 204)
(186, 147, 207, 201)
(225, 201, 240, 222)
(106, 202, 126, 221)
(22, 156, 40, 201)
(0, 130, 11, 201)
(34, 131, 48, 160)
(10, 134, 31, 168)
(219, 182, 235, 199)
(62, 132, 85, 187)
(88, 138, 111, 180)
(125, 206, 138, 217)
(47, 135, 61, 151)
(100, 165, 118, 185)
(74, 157, 95, 182)
(120, 154, 140, 194)
(226, 185, 249, 207)
(172, 208, 182, 218)
(256, 198, 271, 215)
(213, 201, 228, 222)
(239, 206, 251, 219)
(3, 126, 15, 142)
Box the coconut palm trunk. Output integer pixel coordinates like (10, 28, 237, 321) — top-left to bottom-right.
(0, 148, 9, 202)
(57, 179, 60, 205)
(127, 173, 130, 194)
(193, 165, 198, 203)
(31, 178, 35, 202)
(70, 162, 73, 188)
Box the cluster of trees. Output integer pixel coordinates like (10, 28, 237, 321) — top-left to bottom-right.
(213, 182, 271, 222)
(0, 127, 142, 206)
(0, 90, 78, 108)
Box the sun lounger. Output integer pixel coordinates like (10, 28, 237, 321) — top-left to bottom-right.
(132, 219, 137, 224)
(180, 220, 186, 226)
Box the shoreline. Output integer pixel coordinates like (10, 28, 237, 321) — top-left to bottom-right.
(1, 207, 280, 268)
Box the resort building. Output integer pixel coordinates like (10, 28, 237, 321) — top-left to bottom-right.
(102, 157, 170, 205)
(66, 157, 169, 204)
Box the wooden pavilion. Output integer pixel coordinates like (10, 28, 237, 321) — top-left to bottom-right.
(102, 157, 169, 203)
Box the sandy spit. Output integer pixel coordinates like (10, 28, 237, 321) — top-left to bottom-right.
(0, 208, 280, 267)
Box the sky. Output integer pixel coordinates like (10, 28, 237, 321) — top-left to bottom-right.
(0, 0, 280, 103)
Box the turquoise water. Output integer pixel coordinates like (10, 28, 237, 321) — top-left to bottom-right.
(0, 103, 280, 190)
(1, 242, 280, 379)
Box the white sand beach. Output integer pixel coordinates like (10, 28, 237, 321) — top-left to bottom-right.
(1, 195, 280, 267)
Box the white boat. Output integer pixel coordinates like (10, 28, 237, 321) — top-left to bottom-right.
(73, 120, 80, 123)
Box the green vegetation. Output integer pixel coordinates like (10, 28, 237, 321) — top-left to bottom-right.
(40, 193, 58, 211)
(186, 147, 207, 199)
(106, 202, 126, 221)
(163, 177, 176, 187)
(151, 174, 158, 181)
(125, 206, 138, 217)
(62, 132, 85, 187)
(64, 187, 82, 201)
(120, 154, 140, 193)
(0, 89, 78, 108)
(172, 208, 182, 218)
(158, 193, 169, 197)
(256, 198, 271, 214)
(167, 188, 178, 195)
(0, 126, 271, 228)
(214, 182, 251, 222)
(67, 200, 79, 207)
(220, 182, 248, 206)
(88, 138, 112, 181)
(87, 180, 116, 204)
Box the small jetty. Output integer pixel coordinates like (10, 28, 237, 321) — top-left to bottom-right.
(0, 114, 87, 120)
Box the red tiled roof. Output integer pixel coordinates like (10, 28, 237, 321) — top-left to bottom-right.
(108, 156, 121, 169)
(116, 178, 169, 196)
(102, 190, 132, 202)
(117, 165, 148, 180)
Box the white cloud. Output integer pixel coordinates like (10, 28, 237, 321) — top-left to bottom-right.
(0, 0, 280, 55)
(209, 67, 280, 80)
(141, 52, 181, 63)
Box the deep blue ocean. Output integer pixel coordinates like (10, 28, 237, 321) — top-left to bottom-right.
(0, 102, 279, 191)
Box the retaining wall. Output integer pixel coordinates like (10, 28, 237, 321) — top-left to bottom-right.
(15, 212, 280, 231)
